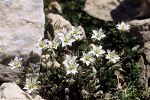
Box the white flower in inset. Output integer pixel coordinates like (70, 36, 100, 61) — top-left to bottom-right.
(63, 55, 79, 75)
(106, 50, 120, 63)
(8, 57, 23, 70)
(89, 44, 105, 58)
(35, 38, 52, 50)
(80, 52, 95, 66)
(71, 26, 85, 40)
(59, 29, 76, 47)
(91, 28, 106, 41)
(23, 77, 38, 94)
(116, 22, 130, 31)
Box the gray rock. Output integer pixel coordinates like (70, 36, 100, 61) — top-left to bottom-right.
(0, 64, 24, 85)
(47, 13, 71, 31)
(84, 0, 120, 21)
(128, 19, 150, 42)
(0, 0, 44, 56)
(84, 0, 150, 22)
(47, 13, 86, 40)
(0, 82, 44, 100)
(0, 0, 45, 84)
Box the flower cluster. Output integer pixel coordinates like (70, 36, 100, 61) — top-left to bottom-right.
(35, 26, 85, 50)
(79, 28, 120, 66)
(62, 27, 121, 74)
(7, 21, 133, 98)
(59, 26, 85, 47)
(35, 38, 60, 50)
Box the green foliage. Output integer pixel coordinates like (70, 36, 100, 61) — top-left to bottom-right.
(38, 0, 148, 100)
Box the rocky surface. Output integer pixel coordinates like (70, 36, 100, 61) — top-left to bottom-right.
(0, 64, 24, 85)
(129, 19, 150, 87)
(47, 13, 86, 39)
(84, 0, 150, 22)
(84, 0, 119, 21)
(0, 0, 45, 84)
(0, 82, 43, 100)
(47, 13, 71, 32)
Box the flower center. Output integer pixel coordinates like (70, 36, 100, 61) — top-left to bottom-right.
(69, 64, 75, 70)
(85, 56, 90, 61)
(28, 83, 35, 89)
(15, 61, 21, 68)
(64, 38, 69, 43)
(95, 49, 99, 54)
(109, 53, 115, 59)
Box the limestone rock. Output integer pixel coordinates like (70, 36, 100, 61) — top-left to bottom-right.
(0, 82, 44, 100)
(47, 13, 71, 31)
(0, 64, 24, 85)
(84, 0, 120, 21)
(84, 0, 150, 22)
(47, 13, 86, 39)
(0, 0, 44, 56)
(0, 0, 44, 83)
(128, 19, 150, 42)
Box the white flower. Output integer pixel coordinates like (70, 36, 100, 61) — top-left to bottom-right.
(89, 44, 105, 58)
(63, 55, 79, 75)
(59, 29, 76, 47)
(91, 28, 106, 41)
(106, 50, 120, 63)
(71, 26, 85, 40)
(116, 22, 130, 31)
(80, 52, 95, 66)
(51, 39, 61, 49)
(8, 57, 23, 70)
(35, 38, 52, 50)
(23, 76, 38, 94)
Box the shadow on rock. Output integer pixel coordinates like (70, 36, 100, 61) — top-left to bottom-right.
(111, 0, 150, 22)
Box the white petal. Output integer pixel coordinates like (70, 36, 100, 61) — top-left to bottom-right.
(86, 61, 90, 66)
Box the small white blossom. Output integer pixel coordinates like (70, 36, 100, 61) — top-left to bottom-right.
(35, 38, 52, 50)
(23, 76, 39, 94)
(63, 55, 79, 75)
(106, 50, 120, 63)
(8, 57, 23, 70)
(89, 44, 105, 58)
(71, 26, 85, 40)
(80, 52, 95, 66)
(116, 22, 130, 31)
(51, 39, 61, 49)
(59, 29, 76, 47)
(91, 28, 106, 41)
